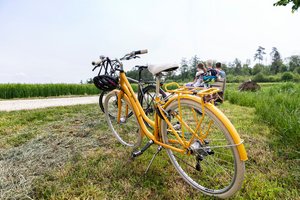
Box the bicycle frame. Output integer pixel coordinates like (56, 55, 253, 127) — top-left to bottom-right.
(117, 71, 248, 161)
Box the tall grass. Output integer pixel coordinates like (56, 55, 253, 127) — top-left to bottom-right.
(0, 84, 100, 99)
(226, 83, 300, 158)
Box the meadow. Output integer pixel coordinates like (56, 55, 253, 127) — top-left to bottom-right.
(0, 84, 100, 99)
(0, 83, 141, 99)
(0, 82, 299, 199)
(226, 82, 300, 159)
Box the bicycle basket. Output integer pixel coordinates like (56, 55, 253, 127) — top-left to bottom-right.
(93, 75, 119, 91)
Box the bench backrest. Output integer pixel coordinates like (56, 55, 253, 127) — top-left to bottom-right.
(210, 78, 226, 102)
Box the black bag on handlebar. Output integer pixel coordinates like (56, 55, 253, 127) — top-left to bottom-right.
(93, 75, 119, 91)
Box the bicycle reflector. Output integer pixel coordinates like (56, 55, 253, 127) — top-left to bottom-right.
(93, 75, 119, 91)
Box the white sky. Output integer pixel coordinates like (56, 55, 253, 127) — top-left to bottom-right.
(0, 0, 299, 83)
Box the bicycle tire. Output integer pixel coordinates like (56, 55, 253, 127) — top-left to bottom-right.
(104, 90, 142, 147)
(161, 99, 245, 198)
(99, 90, 107, 113)
(138, 85, 166, 117)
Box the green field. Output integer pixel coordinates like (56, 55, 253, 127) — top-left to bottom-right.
(226, 82, 300, 159)
(0, 84, 100, 99)
(0, 83, 299, 199)
(0, 83, 141, 99)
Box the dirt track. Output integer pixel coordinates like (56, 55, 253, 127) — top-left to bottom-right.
(0, 96, 99, 111)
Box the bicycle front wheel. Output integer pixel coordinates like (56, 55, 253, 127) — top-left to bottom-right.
(104, 90, 142, 147)
(99, 90, 107, 113)
(161, 99, 245, 199)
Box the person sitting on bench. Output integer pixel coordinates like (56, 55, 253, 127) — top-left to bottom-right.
(185, 62, 206, 87)
(216, 62, 226, 80)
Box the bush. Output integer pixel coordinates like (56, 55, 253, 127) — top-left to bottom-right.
(294, 67, 300, 74)
(226, 75, 251, 83)
(253, 73, 267, 82)
(293, 73, 300, 82)
(281, 72, 294, 81)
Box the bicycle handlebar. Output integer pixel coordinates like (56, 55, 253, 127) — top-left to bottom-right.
(120, 49, 148, 60)
(132, 49, 148, 55)
(92, 60, 102, 66)
(91, 49, 148, 72)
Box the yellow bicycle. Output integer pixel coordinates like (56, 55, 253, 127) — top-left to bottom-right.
(93, 50, 248, 198)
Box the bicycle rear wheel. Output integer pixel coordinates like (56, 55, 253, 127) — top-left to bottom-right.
(161, 99, 245, 198)
(138, 85, 166, 123)
(104, 90, 142, 147)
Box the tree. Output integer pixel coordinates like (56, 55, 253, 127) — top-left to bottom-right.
(242, 63, 252, 75)
(233, 58, 242, 75)
(226, 62, 235, 75)
(221, 63, 228, 73)
(180, 58, 189, 81)
(252, 64, 264, 75)
(126, 67, 154, 81)
(86, 78, 93, 84)
(274, 0, 300, 12)
(189, 55, 200, 78)
(254, 46, 266, 64)
(287, 55, 300, 71)
(270, 47, 282, 74)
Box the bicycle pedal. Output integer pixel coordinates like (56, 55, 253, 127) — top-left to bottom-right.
(131, 140, 154, 158)
(131, 150, 143, 158)
(207, 149, 214, 155)
(196, 154, 204, 161)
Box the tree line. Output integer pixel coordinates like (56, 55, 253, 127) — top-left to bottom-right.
(123, 46, 300, 83)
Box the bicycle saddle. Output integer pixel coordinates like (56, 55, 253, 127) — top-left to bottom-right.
(148, 63, 179, 75)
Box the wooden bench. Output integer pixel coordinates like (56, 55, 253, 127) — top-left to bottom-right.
(210, 78, 226, 103)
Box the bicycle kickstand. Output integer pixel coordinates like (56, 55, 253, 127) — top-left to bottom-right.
(144, 146, 163, 175)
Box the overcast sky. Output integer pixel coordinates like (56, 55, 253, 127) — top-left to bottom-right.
(0, 0, 299, 83)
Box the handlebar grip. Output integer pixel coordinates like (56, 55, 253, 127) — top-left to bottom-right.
(133, 49, 148, 55)
(92, 60, 102, 66)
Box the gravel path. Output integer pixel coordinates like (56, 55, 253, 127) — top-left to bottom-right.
(0, 96, 99, 111)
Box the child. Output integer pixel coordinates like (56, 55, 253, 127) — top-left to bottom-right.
(203, 61, 218, 83)
(206, 60, 218, 76)
(186, 63, 206, 87)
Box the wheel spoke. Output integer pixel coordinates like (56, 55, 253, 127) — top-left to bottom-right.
(161, 100, 243, 196)
(104, 91, 141, 147)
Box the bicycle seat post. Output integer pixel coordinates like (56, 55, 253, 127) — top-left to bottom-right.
(155, 73, 162, 98)
(138, 67, 143, 82)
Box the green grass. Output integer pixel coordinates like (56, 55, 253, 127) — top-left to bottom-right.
(0, 83, 141, 99)
(0, 103, 299, 199)
(226, 82, 300, 158)
(0, 83, 100, 99)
